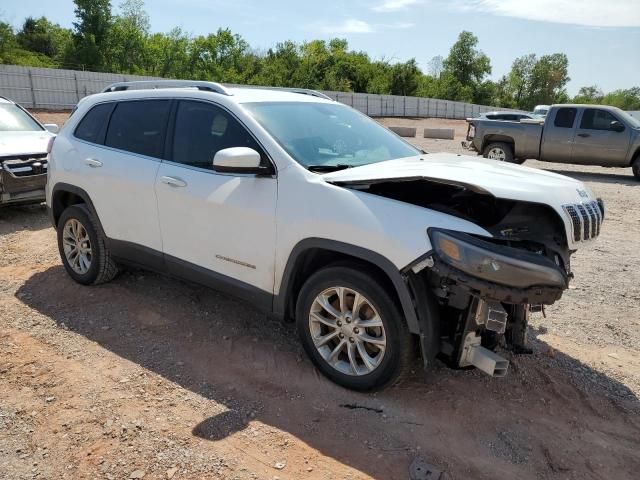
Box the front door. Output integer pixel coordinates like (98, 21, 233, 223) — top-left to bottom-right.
(571, 108, 631, 166)
(155, 100, 277, 301)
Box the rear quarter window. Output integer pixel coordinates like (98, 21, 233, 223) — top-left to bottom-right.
(74, 103, 114, 144)
(105, 100, 171, 158)
(553, 108, 577, 128)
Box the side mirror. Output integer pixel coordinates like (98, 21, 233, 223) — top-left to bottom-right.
(610, 121, 625, 132)
(213, 147, 271, 174)
(44, 123, 59, 134)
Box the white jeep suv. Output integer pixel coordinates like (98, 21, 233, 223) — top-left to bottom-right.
(47, 80, 603, 390)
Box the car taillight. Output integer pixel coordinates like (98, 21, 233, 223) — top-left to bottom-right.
(47, 136, 56, 154)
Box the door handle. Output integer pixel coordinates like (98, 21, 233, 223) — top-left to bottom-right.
(160, 176, 187, 188)
(84, 158, 103, 168)
(577, 133, 590, 138)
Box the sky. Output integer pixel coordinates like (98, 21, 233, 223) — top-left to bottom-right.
(2, 0, 639, 95)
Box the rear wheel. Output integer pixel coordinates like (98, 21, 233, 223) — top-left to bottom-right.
(632, 156, 640, 180)
(57, 205, 119, 285)
(296, 265, 412, 391)
(483, 142, 523, 164)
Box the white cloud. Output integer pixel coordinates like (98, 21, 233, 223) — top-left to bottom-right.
(321, 19, 374, 34)
(384, 22, 416, 29)
(317, 19, 415, 34)
(456, 0, 640, 27)
(372, 0, 423, 13)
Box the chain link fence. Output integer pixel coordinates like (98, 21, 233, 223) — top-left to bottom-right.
(1, 64, 499, 118)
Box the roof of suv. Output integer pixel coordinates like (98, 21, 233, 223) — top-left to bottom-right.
(95, 81, 334, 105)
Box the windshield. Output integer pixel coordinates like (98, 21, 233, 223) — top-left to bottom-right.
(616, 108, 640, 128)
(0, 103, 43, 132)
(243, 102, 420, 169)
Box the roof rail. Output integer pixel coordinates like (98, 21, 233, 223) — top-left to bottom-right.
(101, 80, 232, 96)
(236, 85, 333, 101)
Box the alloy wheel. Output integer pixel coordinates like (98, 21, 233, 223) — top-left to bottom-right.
(309, 286, 386, 376)
(62, 218, 92, 275)
(487, 147, 506, 161)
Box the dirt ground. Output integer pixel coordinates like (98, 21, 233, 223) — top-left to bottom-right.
(0, 112, 638, 480)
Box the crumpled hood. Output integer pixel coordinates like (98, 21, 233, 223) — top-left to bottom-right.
(323, 153, 596, 206)
(0, 131, 54, 158)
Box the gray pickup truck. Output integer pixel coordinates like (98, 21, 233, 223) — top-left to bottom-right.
(464, 104, 640, 179)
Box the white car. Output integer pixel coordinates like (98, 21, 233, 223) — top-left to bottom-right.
(46, 81, 603, 390)
(533, 104, 551, 117)
(0, 96, 58, 207)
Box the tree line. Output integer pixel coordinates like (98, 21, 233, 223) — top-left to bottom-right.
(1, 0, 639, 111)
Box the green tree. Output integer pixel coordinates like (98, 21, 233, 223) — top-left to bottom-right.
(441, 31, 491, 103)
(108, 0, 149, 73)
(17, 17, 72, 60)
(254, 41, 302, 87)
(526, 53, 570, 109)
(506, 54, 536, 108)
(502, 53, 570, 110)
(0, 20, 57, 67)
(0, 21, 17, 60)
(389, 59, 421, 96)
(601, 87, 640, 110)
(143, 28, 189, 78)
(67, 0, 113, 70)
(572, 85, 604, 104)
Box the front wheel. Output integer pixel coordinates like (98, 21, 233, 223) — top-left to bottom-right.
(296, 265, 413, 391)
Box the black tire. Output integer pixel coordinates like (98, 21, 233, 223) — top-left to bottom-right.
(483, 142, 523, 164)
(57, 204, 119, 285)
(632, 156, 640, 180)
(296, 265, 413, 391)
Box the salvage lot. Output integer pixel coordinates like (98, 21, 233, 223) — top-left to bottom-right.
(0, 112, 639, 480)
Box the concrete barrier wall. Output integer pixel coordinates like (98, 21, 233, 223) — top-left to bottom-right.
(423, 128, 455, 140)
(388, 126, 417, 137)
(0, 64, 504, 118)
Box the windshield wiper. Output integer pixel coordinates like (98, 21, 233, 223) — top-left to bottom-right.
(307, 164, 354, 172)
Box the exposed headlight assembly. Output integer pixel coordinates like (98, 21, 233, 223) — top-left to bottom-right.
(429, 230, 567, 289)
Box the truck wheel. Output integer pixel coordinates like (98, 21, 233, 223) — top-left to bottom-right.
(57, 204, 119, 285)
(483, 142, 522, 164)
(296, 265, 413, 391)
(632, 157, 640, 180)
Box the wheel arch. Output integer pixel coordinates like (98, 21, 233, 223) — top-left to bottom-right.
(631, 146, 640, 166)
(274, 238, 421, 335)
(482, 135, 515, 153)
(50, 183, 101, 233)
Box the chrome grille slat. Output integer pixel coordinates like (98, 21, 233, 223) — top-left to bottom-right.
(563, 200, 603, 243)
(576, 204, 590, 240)
(593, 201, 602, 236)
(585, 203, 597, 238)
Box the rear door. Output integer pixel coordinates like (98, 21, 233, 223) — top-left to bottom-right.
(155, 99, 277, 299)
(571, 108, 631, 166)
(74, 99, 169, 255)
(540, 107, 577, 163)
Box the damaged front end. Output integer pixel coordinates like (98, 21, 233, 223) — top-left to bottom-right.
(406, 227, 570, 377)
(0, 154, 48, 206)
(337, 175, 601, 377)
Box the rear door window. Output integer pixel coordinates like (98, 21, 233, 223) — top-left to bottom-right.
(580, 109, 618, 130)
(554, 108, 577, 128)
(105, 100, 171, 158)
(74, 103, 114, 144)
